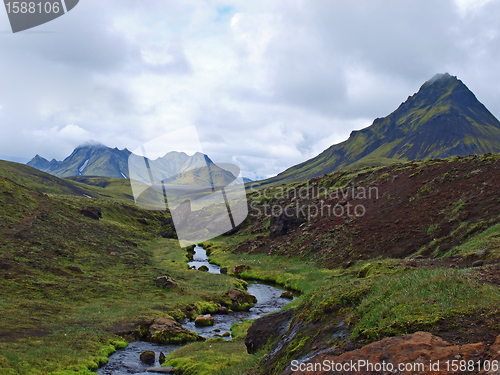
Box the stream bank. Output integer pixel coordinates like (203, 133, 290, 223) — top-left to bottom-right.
(97, 245, 293, 374)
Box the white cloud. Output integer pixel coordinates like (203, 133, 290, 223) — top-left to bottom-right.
(1, 0, 500, 177)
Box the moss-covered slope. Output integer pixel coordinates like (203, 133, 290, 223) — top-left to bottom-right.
(260, 73, 500, 186)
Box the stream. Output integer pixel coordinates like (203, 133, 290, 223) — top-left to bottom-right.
(97, 245, 293, 374)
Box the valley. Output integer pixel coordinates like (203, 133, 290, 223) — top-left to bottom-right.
(2, 150, 500, 374)
(2, 74, 500, 375)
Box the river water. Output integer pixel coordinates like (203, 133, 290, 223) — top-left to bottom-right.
(97, 246, 293, 374)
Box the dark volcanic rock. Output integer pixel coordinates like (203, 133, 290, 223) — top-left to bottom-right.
(139, 350, 155, 365)
(146, 367, 175, 373)
(245, 310, 294, 354)
(269, 212, 301, 237)
(79, 206, 102, 220)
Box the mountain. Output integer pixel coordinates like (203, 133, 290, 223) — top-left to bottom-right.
(28, 143, 132, 178)
(27, 144, 237, 188)
(260, 73, 500, 186)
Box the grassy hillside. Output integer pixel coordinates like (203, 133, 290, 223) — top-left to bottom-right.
(0, 160, 166, 205)
(4, 152, 500, 375)
(0, 176, 245, 374)
(162, 153, 500, 374)
(0, 160, 89, 196)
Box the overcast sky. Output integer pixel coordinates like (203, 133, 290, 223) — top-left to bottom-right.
(1, 0, 500, 178)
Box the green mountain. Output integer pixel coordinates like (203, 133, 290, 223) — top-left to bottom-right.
(260, 73, 500, 185)
(28, 143, 132, 178)
(27, 145, 236, 188)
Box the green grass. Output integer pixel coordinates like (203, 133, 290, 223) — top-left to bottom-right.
(447, 223, 500, 259)
(165, 338, 263, 375)
(350, 267, 500, 340)
(0, 161, 86, 196)
(0, 176, 246, 374)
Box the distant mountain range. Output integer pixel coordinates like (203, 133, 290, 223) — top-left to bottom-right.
(260, 73, 500, 185)
(28, 143, 131, 178)
(27, 143, 237, 188)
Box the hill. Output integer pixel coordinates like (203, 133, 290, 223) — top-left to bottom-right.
(0, 171, 245, 374)
(0, 160, 167, 204)
(192, 152, 500, 374)
(0, 159, 90, 196)
(260, 73, 500, 186)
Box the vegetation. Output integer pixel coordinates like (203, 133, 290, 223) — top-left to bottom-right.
(0, 174, 246, 374)
(256, 73, 500, 187)
(3, 139, 500, 374)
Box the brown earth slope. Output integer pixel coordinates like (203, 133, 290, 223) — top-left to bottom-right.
(238, 153, 500, 267)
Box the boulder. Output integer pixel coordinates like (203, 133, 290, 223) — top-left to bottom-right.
(148, 318, 201, 344)
(227, 288, 257, 311)
(489, 334, 500, 360)
(195, 314, 215, 326)
(245, 310, 294, 354)
(231, 264, 250, 275)
(280, 291, 294, 299)
(198, 265, 209, 272)
(342, 260, 354, 269)
(146, 367, 175, 374)
(68, 265, 84, 273)
(156, 276, 177, 289)
(472, 259, 484, 267)
(217, 306, 229, 314)
(140, 350, 155, 365)
(269, 212, 300, 237)
(79, 207, 102, 220)
(280, 331, 488, 375)
(172, 200, 192, 228)
(158, 352, 166, 364)
(220, 267, 228, 274)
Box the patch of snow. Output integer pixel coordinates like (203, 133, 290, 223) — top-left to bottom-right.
(121, 172, 127, 178)
(83, 194, 92, 198)
(78, 159, 90, 175)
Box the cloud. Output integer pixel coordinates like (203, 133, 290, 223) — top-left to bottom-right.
(1, 0, 500, 177)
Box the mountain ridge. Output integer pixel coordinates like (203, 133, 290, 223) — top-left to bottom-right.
(27, 144, 238, 189)
(258, 73, 500, 186)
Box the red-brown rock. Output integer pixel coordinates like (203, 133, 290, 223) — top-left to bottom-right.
(281, 331, 489, 375)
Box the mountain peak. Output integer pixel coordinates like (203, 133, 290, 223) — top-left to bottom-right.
(425, 72, 455, 84)
(76, 140, 106, 149)
(259, 73, 500, 186)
